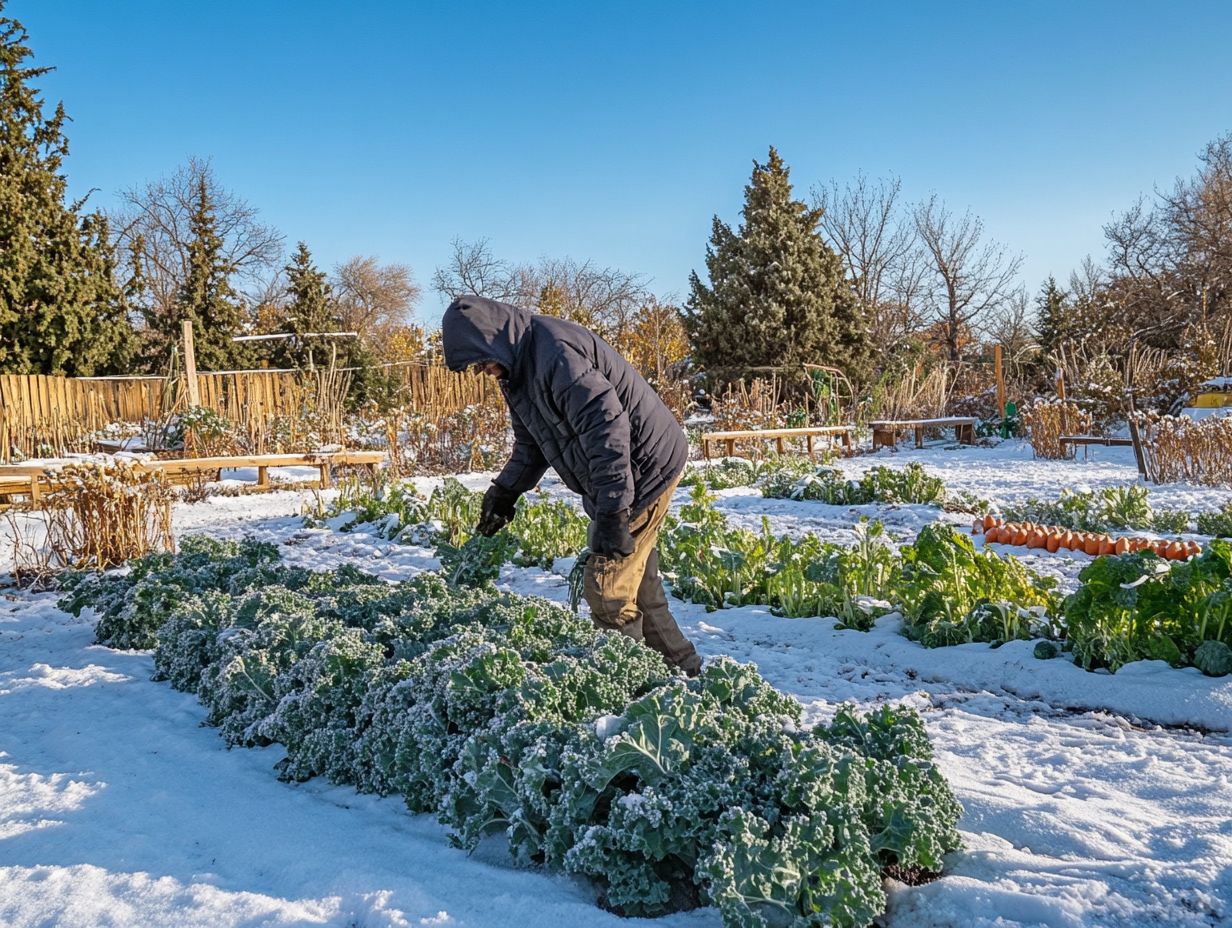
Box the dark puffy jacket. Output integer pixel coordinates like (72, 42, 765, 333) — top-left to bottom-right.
(441, 296, 687, 517)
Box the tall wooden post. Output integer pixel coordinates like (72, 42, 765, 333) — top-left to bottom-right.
(182, 320, 200, 407)
(1055, 367, 1069, 452)
(994, 345, 1006, 419)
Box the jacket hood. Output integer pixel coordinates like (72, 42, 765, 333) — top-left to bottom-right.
(441, 296, 533, 375)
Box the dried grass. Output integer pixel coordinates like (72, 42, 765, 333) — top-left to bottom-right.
(1024, 399, 1093, 460)
(864, 365, 954, 424)
(2, 510, 57, 589)
(43, 461, 176, 569)
(1135, 413, 1232, 486)
(710, 377, 788, 433)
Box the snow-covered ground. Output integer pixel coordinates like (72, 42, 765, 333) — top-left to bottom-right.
(2, 439, 1230, 928)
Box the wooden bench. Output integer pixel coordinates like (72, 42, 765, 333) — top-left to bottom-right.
(143, 451, 385, 490)
(1058, 434, 1135, 464)
(0, 450, 387, 506)
(870, 417, 977, 451)
(0, 465, 59, 504)
(1058, 434, 1133, 450)
(700, 426, 854, 461)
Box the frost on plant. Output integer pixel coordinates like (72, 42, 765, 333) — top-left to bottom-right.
(66, 542, 965, 928)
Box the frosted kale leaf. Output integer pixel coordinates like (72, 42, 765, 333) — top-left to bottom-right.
(260, 628, 388, 783)
(701, 808, 883, 928)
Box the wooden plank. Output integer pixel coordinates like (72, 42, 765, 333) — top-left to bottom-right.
(994, 344, 1006, 420)
(183, 320, 200, 406)
(868, 417, 976, 429)
(701, 426, 854, 441)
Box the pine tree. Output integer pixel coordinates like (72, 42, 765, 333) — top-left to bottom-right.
(1035, 276, 1072, 358)
(0, 9, 136, 374)
(167, 176, 253, 371)
(281, 242, 338, 368)
(685, 148, 869, 392)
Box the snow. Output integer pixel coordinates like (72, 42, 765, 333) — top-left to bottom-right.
(2, 439, 1231, 928)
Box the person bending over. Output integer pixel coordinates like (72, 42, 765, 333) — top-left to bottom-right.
(441, 295, 701, 676)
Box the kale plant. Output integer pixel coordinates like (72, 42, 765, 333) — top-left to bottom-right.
(75, 541, 965, 928)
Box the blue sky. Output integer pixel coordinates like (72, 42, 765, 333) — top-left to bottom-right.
(11, 1, 1232, 321)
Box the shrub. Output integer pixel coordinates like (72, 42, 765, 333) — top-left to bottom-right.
(1023, 399, 1092, 460)
(44, 461, 176, 570)
(67, 543, 964, 928)
(1135, 413, 1232, 487)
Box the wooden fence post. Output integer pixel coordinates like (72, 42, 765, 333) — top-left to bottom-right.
(182, 320, 200, 407)
(994, 345, 1006, 419)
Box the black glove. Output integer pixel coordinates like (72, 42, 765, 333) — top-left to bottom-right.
(592, 509, 635, 558)
(476, 483, 519, 537)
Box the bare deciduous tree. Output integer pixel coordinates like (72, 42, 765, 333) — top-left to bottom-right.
(1102, 134, 1232, 347)
(431, 237, 521, 304)
(914, 195, 1023, 361)
(332, 256, 421, 345)
(1068, 255, 1105, 306)
(112, 156, 285, 330)
(813, 173, 924, 344)
(987, 287, 1036, 357)
(431, 238, 650, 344)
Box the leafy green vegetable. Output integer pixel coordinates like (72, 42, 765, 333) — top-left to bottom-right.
(1063, 540, 1232, 671)
(899, 524, 1059, 648)
(1196, 501, 1232, 538)
(507, 494, 588, 568)
(66, 539, 964, 928)
(1001, 484, 1190, 535)
(1193, 640, 1232, 677)
(762, 462, 945, 507)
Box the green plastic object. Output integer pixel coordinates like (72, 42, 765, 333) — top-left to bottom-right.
(1001, 400, 1018, 438)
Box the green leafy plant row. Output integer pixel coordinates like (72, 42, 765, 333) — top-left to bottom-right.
(1062, 539, 1232, 674)
(762, 463, 947, 508)
(62, 538, 964, 928)
(297, 478, 1229, 676)
(659, 485, 899, 629)
(661, 486, 1058, 649)
(1001, 484, 1192, 535)
(1196, 501, 1232, 538)
(681, 456, 823, 492)
(305, 476, 589, 586)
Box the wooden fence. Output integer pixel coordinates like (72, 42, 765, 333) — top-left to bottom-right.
(0, 363, 496, 463)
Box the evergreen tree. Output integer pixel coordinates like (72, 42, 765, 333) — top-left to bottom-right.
(1035, 276, 1072, 358)
(685, 148, 869, 392)
(280, 242, 338, 368)
(0, 8, 136, 374)
(166, 176, 253, 371)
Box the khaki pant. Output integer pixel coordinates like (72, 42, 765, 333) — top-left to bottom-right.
(583, 477, 701, 675)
